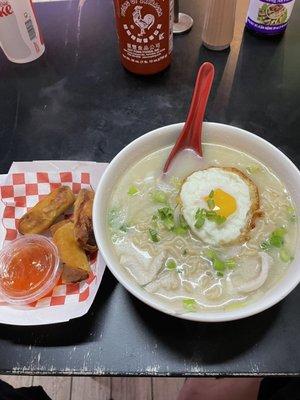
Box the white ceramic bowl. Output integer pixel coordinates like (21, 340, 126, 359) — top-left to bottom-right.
(93, 122, 300, 322)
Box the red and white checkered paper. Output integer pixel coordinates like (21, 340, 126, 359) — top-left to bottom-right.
(0, 161, 108, 326)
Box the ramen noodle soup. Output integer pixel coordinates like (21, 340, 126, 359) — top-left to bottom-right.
(108, 144, 297, 314)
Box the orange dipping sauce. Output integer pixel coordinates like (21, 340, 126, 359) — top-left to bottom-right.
(0, 236, 60, 304)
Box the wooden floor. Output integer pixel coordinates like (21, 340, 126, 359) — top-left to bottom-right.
(0, 375, 185, 399)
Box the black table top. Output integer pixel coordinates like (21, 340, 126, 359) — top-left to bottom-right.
(0, 0, 300, 376)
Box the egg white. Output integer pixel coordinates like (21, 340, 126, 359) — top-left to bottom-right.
(180, 168, 251, 245)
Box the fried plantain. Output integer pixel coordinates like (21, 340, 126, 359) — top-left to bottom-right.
(52, 221, 91, 283)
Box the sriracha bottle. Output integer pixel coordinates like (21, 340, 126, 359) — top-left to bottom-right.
(113, 0, 174, 75)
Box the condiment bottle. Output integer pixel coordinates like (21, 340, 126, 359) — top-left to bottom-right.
(246, 0, 296, 36)
(0, 0, 45, 64)
(202, 0, 237, 51)
(113, 0, 174, 75)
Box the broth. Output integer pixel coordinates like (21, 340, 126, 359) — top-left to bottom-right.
(108, 144, 297, 313)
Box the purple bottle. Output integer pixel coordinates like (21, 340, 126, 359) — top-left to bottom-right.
(246, 0, 296, 36)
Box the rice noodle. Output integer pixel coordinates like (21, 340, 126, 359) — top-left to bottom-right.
(235, 252, 271, 293)
(109, 143, 297, 312)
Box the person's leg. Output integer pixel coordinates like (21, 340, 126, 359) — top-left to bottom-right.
(258, 377, 300, 400)
(0, 379, 51, 400)
(178, 377, 262, 400)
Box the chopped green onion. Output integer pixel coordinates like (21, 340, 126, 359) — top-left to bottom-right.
(286, 206, 296, 222)
(205, 250, 236, 274)
(207, 191, 215, 210)
(213, 257, 225, 273)
(163, 220, 175, 231)
(173, 226, 187, 235)
(205, 249, 217, 260)
(287, 206, 295, 214)
(215, 215, 227, 225)
(170, 176, 183, 190)
(195, 208, 205, 219)
(158, 206, 175, 230)
(152, 190, 168, 204)
(149, 228, 159, 242)
(108, 208, 128, 231)
(205, 250, 225, 274)
(195, 208, 206, 229)
(183, 298, 197, 312)
(108, 208, 120, 228)
(269, 235, 284, 248)
(195, 208, 227, 229)
(261, 227, 288, 253)
(225, 258, 237, 269)
(151, 215, 158, 228)
(246, 165, 261, 174)
(279, 248, 292, 263)
(128, 186, 138, 196)
(119, 224, 128, 232)
(205, 210, 216, 220)
(157, 207, 173, 219)
(207, 210, 226, 225)
(179, 214, 189, 229)
(166, 259, 177, 270)
(260, 241, 271, 250)
(207, 198, 215, 210)
(272, 227, 287, 237)
(157, 207, 188, 234)
(269, 227, 286, 248)
(173, 214, 189, 235)
(195, 217, 205, 229)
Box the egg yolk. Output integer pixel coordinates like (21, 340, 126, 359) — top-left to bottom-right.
(205, 188, 237, 218)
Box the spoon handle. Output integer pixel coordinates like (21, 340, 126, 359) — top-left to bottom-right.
(163, 62, 215, 173)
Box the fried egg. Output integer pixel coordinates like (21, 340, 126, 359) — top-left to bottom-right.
(180, 167, 260, 245)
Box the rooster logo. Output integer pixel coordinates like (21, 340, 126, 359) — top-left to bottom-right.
(132, 6, 155, 37)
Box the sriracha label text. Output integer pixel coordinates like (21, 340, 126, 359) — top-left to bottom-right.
(0, 1, 13, 17)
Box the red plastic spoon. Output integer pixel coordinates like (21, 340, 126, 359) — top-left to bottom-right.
(163, 62, 215, 174)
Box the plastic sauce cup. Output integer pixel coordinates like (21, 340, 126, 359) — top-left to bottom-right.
(0, 235, 61, 305)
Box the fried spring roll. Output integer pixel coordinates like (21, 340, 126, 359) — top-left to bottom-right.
(53, 221, 91, 283)
(74, 189, 97, 252)
(18, 186, 75, 235)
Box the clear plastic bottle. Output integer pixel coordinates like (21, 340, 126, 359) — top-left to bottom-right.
(0, 0, 45, 63)
(113, 0, 174, 75)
